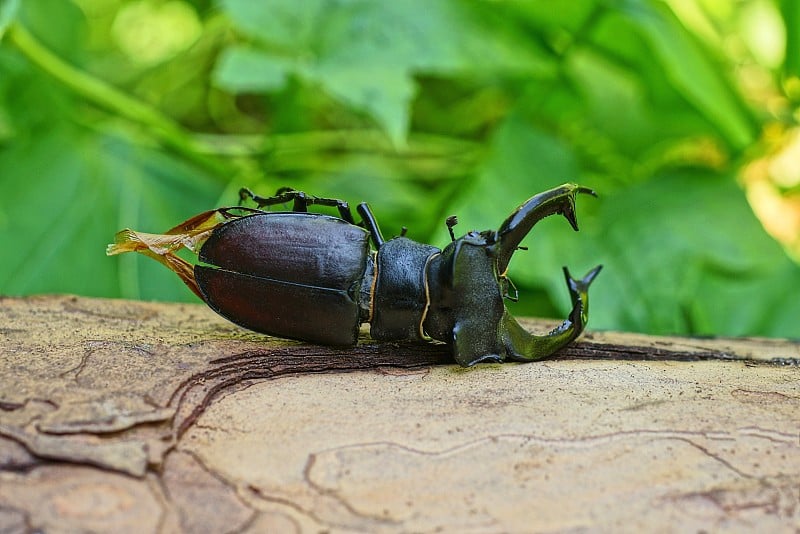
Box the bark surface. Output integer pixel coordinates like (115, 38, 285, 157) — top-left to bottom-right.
(0, 295, 798, 532)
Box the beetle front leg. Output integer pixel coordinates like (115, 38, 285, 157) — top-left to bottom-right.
(501, 265, 602, 361)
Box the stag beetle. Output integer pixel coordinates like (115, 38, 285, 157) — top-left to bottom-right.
(107, 184, 601, 366)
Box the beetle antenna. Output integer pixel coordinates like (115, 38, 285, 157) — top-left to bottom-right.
(446, 215, 458, 241)
(399, 226, 408, 237)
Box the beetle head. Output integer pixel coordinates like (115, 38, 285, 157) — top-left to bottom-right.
(424, 184, 600, 366)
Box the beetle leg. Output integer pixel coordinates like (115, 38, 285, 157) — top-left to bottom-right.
(239, 187, 386, 247)
(303, 196, 356, 224)
(494, 184, 596, 274)
(356, 203, 386, 248)
(501, 265, 602, 361)
(239, 187, 306, 208)
(288, 192, 357, 224)
(239, 187, 300, 209)
(239, 188, 358, 223)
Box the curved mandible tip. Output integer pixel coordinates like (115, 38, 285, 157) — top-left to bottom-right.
(502, 264, 602, 362)
(494, 184, 597, 273)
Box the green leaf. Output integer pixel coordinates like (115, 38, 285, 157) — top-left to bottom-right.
(309, 64, 416, 147)
(219, 0, 323, 51)
(214, 46, 291, 92)
(616, 1, 756, 150)
(438, 115, 800, 338)
(780, 0, 800, 83)
(0, 124, 224, 301)
(0, 0, 19, 39)
(440, 112, 581, 217)
(17, 0, 86, 61)
(216, 0, 555, 145)
(585, 172, 800, 338)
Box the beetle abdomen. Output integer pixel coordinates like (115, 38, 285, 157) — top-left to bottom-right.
(195, 212, 370, 346)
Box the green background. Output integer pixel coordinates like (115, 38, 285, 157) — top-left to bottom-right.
(1, 0, 799, 338)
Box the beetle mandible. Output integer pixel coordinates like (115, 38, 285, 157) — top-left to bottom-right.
(107, 183, 601, 366)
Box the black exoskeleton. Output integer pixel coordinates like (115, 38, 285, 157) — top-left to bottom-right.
(108, 184, 601, 366)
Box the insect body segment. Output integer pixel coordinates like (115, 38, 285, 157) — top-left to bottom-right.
(107, 184, 601, 366)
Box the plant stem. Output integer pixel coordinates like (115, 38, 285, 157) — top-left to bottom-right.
(5, 23, 482, 175)
(192, 130, 482, 159)
(6, 23, 234, 178)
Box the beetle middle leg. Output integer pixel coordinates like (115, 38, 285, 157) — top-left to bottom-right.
(239, 187, 357, 223)
(356, 203, 386, 248)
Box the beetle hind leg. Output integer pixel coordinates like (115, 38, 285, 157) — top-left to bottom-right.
(239, 187, 389, 249)
(239, 187, 357, 223)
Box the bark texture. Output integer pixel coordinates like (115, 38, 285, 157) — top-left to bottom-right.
(0, 295, 798, 533)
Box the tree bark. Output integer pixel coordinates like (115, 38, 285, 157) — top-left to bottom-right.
(0, 295, 798, 532)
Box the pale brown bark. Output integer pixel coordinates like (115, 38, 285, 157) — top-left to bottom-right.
(0, 295, 798, 532)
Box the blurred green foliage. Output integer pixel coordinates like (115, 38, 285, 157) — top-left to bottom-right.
(1, 0, 798, 338)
